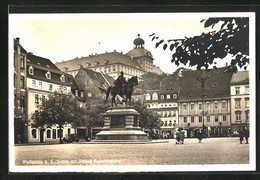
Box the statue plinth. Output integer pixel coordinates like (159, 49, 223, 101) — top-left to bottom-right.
(95, 106, 148, 142)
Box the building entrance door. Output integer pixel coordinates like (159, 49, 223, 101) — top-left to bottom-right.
(40, 129, 44, 143)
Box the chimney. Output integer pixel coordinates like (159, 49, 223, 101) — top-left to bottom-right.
(15, 37, 20, 45)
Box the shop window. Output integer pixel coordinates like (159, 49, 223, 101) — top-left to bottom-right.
(31, 129, 37, 138)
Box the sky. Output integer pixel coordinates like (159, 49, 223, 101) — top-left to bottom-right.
(9, 13, 253, 73)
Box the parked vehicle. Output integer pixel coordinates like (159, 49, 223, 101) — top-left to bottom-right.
(63, 134, 79, 143)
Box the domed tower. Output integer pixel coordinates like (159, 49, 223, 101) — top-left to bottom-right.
(127, 34, 154, 73)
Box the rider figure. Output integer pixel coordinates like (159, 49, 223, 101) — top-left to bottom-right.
(114, 71, 127, 97)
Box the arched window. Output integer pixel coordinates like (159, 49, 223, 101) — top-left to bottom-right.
(47, 129, 51, 138)
(31, 129, 37, 138)
(173, 94, 177, 99)
(146, 93, 151, 100)
(29, 66, 34, 75)
(45, 71, 51, 79)
(161, 95, 164, 99)
(152, 92, 158, 100)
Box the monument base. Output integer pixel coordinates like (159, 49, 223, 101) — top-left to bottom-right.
(94, 106, 148, 143)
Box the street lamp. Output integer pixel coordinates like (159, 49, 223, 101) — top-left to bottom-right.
(196, 72, 210, 135)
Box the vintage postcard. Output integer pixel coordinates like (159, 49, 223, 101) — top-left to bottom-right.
(9, 11, 256, 173)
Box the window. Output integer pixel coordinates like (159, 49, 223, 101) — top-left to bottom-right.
(167, 94, 170, 99)
(223, 115, 227, 121)
(215, 116, 219, 122)
(245, 110, 249, 121)
(32, 80, 36, 88)
(245, 86, 249, 94)
(63, 87, 67, 93)
(198, 103, 202, 110)
(47, 129, 51, 138)
(52, 129, 56, 139)
(184, 117, 187, 123)
(31, 129, 36, 138)
(20, 76, 25, 89)
(20, 55, 25, 69)
(199, 116, 202, 122)
(46, 71, 51, 79)
(161, 95, 164, 99)
(214, 102, 218, 110)
(191, 116, 194, 123)
(35, 94, 39, 104)
(222, 101, 226, 109)
(145, 93, 151, 100)
(58, 129, 63, 138)
(29, 66, 34, 75)
(235, 99, 241, 108)
(206, 103, 210, 111)
(60, 75, 65, 82)
(75, 90, 78, 97)
(152, 93, 158, 100)
(85, 80, 89, 86)
(39, 82, 42, 89)
(245, 98, 249, 108)
(80, 91, 84, 98)
(235, 87, 240, 95)
(207, 116, 210, 122)
(173, 94, 177, 99)
(68, 128, 71, 135)
(49, 84, 53, 91)
(164, 121, 168, 126)
(183, 104, 187, 110)
(190, 104, 194, 110)
(88, 92, 92, 97)
(235, 111, 241, 121)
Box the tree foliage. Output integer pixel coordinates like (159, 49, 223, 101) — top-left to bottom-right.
(31, 92, 85, 143)
(150, 17, 249, 73)
(132, 101, 160, 131)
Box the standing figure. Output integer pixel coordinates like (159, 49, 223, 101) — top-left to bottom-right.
(176, 130, 181, 144)
(180, 129, 185, 144)
(238, 127, 244, 144)
(243, 127, 249, 144)
(197, 129, 203, 143)
(114, 71, 127, 97)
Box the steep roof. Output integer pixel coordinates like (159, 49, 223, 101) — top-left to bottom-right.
(55, 51, 143, 71)
(230, 71, 249, 85)
(27, 54, 71, 86)
(178, 67, 233, 101)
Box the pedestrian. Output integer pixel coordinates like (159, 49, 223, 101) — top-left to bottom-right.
(243, 127, 249, 144)
(180, 129, 185, 144)
(238, 127, 244, 144)
(176, 130, 181, 144)
(197, 129, 203, 143)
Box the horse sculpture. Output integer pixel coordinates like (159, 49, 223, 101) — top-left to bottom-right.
(106, 76, 138, 106)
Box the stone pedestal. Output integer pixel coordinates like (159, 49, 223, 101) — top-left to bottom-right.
(95, 106, 147, 142)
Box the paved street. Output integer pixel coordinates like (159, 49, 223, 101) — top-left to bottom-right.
(14, 137, 249, 166)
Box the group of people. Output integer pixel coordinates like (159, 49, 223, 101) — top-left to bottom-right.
(175, 128, 185, 144)
(239, 127, 249, 144)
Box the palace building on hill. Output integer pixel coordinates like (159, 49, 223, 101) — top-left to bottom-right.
(55, 34, 164, 80)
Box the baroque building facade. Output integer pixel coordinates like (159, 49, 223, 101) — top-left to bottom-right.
(55, 34, 163, 80)
(230, 71, 249, 131)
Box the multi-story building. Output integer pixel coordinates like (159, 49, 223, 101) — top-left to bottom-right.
(230, 71, 249, 132)
(144, 90, 179, 138)
(178, 67, 232, 137)
(26, 53, 74, 143)
(55, 34, 163, 80)
(14, 38, 28, 143)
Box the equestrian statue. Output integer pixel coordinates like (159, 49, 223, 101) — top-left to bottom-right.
(106, 71, 138, 106)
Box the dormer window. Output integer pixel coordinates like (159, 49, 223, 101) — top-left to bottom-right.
(161, 95, 164, 99)
(29, 66, 34, 75)
(173, 94, 177, 99)
(60, 74, 65, 82)
(145, 93, 151, 100)
(80, 91, 84, 98)
(167, 94, 171, 99)
(46, 71, 51, 79)
(47, 65, 50, 68)
(75, 90, 78, 97)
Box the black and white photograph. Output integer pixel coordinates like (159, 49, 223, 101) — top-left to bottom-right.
(8, 12, 256, 173)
